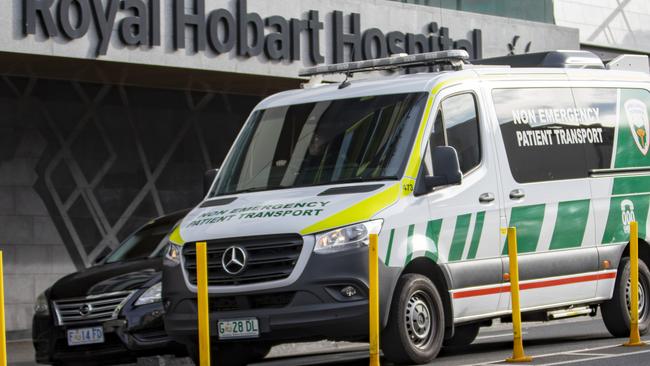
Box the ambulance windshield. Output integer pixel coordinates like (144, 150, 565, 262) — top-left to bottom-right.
(210, 92, 427, 197)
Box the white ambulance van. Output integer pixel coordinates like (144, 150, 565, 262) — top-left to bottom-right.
(162, 50, 650, 365)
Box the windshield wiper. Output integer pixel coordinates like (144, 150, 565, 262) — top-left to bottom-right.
(230, 185, 297, 195)
(220, 177, 397, 196)
(327, 176, 399, 185)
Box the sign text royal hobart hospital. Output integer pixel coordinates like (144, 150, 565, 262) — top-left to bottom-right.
(24, 0, 483, 62)
(14, 0, 579, 79)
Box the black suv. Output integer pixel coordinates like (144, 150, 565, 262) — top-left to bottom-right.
(32, 210, 189, 365)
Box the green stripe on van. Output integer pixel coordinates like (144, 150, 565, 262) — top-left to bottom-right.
(503, 204, 545, 254)
(448, 214, 471, 261)
(425, 219, 443, 262)
(612, 176, 650, 195)
(549, 200, 590, 250)
(466, 211, 485, 259)
(405, 224, 416, 264)
(385, 229, 395, 265)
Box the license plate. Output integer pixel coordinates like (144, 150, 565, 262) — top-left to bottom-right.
(67, 327, 104, 346)
(217, 318, 259, 339)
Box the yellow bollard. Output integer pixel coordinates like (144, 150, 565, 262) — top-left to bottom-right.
(505, 228, 532, 363)
(624, 221, 646, 347)
(0, 252, 6, 366)
(196, 242, 212, 365)
(369, 233, 380, 366)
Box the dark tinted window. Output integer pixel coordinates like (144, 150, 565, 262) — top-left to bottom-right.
(442, 94, 481, 173)
(105, 220, 175, 263)
(493, 87, 617, 183)
(572, 88, 617, 171)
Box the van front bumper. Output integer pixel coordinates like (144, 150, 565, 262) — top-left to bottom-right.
(162, 246, 400, 345)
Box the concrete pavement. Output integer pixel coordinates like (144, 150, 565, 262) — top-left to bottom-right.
(11, 315, 650, 366)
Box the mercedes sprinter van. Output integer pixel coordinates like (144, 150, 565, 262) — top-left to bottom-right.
(162, 50, 650, 365)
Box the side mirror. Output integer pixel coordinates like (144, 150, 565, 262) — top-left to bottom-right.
(203, 168, 219, 196)
(417, 146, 462, 194)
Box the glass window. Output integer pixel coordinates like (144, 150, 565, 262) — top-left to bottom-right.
(442, 94, 481, 173)
(211, 93, 428, 196)
(423, 93, 481, 176)
(572, 88, 617, 171)
(492, 87, 622, 183)
(390, 0, 554, 24)
(105, 221, 175, 263)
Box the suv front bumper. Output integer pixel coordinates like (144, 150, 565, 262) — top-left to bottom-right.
(33, 301, 182, 364)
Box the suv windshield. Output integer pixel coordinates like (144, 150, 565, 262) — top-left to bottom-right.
(211, 92, 427, 196)
(105, 221, 174, 263)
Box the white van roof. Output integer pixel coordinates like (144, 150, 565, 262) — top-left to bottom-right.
(257, 67, 650, 110)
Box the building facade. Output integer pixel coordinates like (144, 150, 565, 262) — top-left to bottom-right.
(0, 0, 579, 332)
(555, 0, 650, 59)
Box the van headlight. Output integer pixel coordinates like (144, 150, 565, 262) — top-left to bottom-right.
(34, 291, 49, 316)
(135, 282, 162, 306)
(314, 220, 383, 254)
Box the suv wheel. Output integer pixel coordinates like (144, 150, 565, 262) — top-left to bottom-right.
(601, 257, 650, 337)
(382, 274, 445, 365)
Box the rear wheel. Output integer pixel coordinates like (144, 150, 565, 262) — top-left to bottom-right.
(443, 323, 480, 347)
(382, 274, 445, 365)
(601, 257, 650, 337)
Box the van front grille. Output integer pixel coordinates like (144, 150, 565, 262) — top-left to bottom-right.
(183, 234, 303, 286)
(53, 291, 134, 326)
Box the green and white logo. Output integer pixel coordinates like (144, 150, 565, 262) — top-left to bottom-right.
(624, 99, 650, 156)
(621, 199, 636, 235)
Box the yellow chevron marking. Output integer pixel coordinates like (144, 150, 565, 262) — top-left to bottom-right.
(169, 226, 184, 245)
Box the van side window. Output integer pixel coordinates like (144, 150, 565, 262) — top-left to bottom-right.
(491, 87, 650, 183)
(423, 93, 481, 177)
(442, 94, 481, 173)
(493, 88, 589, 183)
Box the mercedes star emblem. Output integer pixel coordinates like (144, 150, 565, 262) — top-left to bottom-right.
(222, 246, 248, 275)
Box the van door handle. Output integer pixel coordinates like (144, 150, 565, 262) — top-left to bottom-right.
(509, 189, 525, 200)
(479, 192, 495, 203)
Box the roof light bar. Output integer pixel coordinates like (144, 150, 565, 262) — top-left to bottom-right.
(298, 50, 470, 77)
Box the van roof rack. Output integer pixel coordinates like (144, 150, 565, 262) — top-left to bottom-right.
(473, 50, 605, 69)
(298, 50, 470, 77)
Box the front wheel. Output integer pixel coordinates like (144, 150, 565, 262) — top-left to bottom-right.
(601, 257, 650, 337)
(382, 274, 445, 365)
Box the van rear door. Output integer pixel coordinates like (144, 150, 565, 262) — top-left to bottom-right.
(588, 87, 650, 300)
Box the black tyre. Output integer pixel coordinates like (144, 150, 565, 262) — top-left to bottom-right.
(601, 257, 650, 337)
(187, 342, 271, 366)
(382, 274, 445, 365)
(443, 323, 480, 347)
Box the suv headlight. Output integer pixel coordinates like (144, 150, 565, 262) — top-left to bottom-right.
(135, 282, 162, 306)
(314, 220, 383, 254)
(34, 291, 49, 316)
(165, 243, 182, 264)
